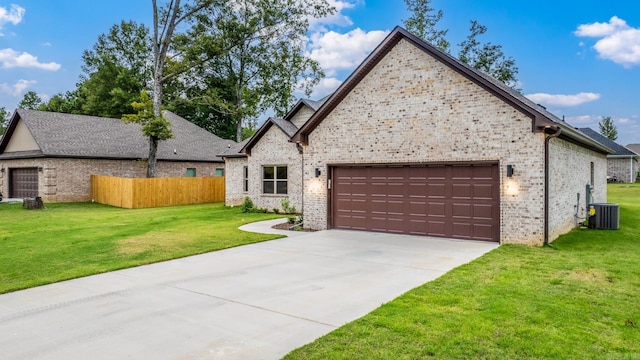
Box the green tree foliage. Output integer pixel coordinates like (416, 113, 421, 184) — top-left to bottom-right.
(599, 116, 618, 141)
(458, 20, 518, 87)
(187, 0, 334, 141)
(18, 91, 44, 110)
(403, 0, 449, 51)
(122, 92, 173, 177)
(78, 20, 152, 118)
(0, 107, 10, 134)
(402, 2, 518, 87)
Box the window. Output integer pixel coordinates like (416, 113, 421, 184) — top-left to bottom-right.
(243, 166, 249, 192)
(215, 168, 224, 177)
(263, 166, 287, 194)
(186, 168, 196, 177)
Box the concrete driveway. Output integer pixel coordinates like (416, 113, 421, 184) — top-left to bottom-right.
(0, 219, 498, 360)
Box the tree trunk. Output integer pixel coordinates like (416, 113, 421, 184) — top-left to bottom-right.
(147, 137, 158, 178)
(235, 88, 243, 142)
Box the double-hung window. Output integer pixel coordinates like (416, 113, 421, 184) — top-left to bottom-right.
(263, 166, 287, 194)
(243, 166, 249, 192)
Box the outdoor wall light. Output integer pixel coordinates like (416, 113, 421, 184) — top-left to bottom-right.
(38, 167, 43, 172)
(0, 168, 4, 173)
(315, 168, 321, 177)
(507, 164, 514, 178)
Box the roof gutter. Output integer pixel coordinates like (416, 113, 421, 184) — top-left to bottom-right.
(544, 125, 562, 246)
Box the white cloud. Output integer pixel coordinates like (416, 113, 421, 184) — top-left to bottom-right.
(309, 0, 359, 31)
(0, 79, 36, 96)
(575, 16, 640, 68)
(0, 4, 24, 36)
(311, 77, 342, 97)
(564, 115, 600, 125)
(525, 92, 600, 107)
(0, 48, 61, 71)
(306, 28, 390, 77)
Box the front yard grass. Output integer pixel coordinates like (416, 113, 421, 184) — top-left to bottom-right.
(285, 183, 640, 359)
(0, 202, 282, 294)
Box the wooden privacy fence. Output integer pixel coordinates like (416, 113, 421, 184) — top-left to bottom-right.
(91, 175, 225, 209)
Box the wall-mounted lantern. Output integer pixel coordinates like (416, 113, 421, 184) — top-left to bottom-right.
(507, 165, 514, 178)
(315, 168, 321, 177)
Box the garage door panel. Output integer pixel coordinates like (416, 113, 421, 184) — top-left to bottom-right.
(452, 183, 472, 199)
(10, 168, 39, 198)
(452, 222, 473, 239)
(452, 203, 472, 219)
(473, 204, 495, 220)
(427, 202, 446, 217)
(332, 164, 499, 242)
(427, 183, 446, 198)
(473, 184, 495, 199)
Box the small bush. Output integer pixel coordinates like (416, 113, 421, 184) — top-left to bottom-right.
(281, 198, 296, 214)
(240, 197, 254, 213)
(272, 208, 280, 214)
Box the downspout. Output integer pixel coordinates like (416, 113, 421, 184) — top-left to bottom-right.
(544, 125, 562, 246)
(296, 142, 304, 216)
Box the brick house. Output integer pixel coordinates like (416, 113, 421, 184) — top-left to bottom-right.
(0, 109, 234, 202)
(578, 128, 639, 183)
(225, 27, 611, 245)
(222, 97, 327, 210)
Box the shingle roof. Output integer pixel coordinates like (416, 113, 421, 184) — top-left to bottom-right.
(239, 117, 300, 156)
(578, 128, 639, 157)
(271, 117, 298, 138)
(220, 138, 249, 158)
(626, 143, 640, 155)
(0, 109, 235, 162)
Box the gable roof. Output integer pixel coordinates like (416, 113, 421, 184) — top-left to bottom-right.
(626, 143, 640, 155)
(0, 109, 235, 162)
(291, 26, 611, 155)
(283, 95, 330, 121)
(578, 128, 639, 158)
(239, 117, 299, 156)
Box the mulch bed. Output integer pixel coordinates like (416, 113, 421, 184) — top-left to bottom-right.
(272, 222, 315, 232)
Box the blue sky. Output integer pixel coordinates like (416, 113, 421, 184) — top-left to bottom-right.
(1, 1, 639, 145)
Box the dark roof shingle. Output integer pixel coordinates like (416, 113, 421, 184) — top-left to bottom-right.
(578, 128, 638, 157)
(0, 109, 235, 162)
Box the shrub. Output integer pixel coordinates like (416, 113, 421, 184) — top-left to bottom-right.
(240, 197, 254, 213)
(281, 198, 296, 214)
(272, 208, 280, 214)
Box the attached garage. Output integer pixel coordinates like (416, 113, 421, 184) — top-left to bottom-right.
(10, 167, 39, 198)
(331, 164, 500, 242)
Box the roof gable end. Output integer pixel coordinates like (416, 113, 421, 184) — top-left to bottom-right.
(291, 26, 608, 154)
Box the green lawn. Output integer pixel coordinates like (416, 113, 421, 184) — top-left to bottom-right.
(285, 183, 640, 360)
(0, 202, 282, 294)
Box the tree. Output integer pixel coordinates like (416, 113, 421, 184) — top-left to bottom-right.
(122, 92, 173, 174)
(0, 107, 10, 134)
(402, 0, 449, 51)
(146, 0, 223, 177)
(78, 20, 152, 118)
(402, 3, 519, 87)
(18, 91, 44, 110)
(191, 0, 334, 141)
(599, 116, 618, 141)
(458, 20, 518, 87)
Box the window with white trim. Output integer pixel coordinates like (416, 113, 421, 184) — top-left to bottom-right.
(263, 166, 287, 194)
(243, 166, 248, 192)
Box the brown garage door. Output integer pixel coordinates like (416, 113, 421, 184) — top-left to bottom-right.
(10, 168, 39, 198)
(331, 164, 500, 242)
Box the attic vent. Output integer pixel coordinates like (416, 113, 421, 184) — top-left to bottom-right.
(590, 203, 620, 230)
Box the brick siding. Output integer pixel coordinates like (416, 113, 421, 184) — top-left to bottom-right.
(300, 39, 605, 245)
(0, 158, 223, 202)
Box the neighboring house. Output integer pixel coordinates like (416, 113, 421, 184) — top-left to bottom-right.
(225, 26, 612, 245)
(223, 97, 328, 210)
(0, 109, 234, 202)
(578, 128, 639, 183)
(626, 143, 640, 181)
